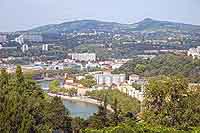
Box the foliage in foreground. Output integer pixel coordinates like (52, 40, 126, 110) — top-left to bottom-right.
(143, 75, 200, 129)
(83, 122, 200, 133)
(0, 66, 71, 132)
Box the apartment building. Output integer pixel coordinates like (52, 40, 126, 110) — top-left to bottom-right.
(70, 53, 96, 62)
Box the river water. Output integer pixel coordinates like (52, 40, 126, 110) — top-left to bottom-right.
(63, 100, 98, 119)
(37, 80, 98, 119)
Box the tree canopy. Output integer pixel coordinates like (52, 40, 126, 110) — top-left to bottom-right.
(0, 66, 71, 132)
(113, 54, 200, 83)
(79, 75, 97, 88)
(143, 75, 200, 129)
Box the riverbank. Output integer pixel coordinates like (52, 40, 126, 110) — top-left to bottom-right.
(48, 93, 114, 112)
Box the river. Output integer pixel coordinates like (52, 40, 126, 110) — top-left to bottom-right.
(37, 80, 98, 119)
(63, 100, 98, 119)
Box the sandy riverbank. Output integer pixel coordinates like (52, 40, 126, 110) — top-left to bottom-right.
(48, 93, 113, 112)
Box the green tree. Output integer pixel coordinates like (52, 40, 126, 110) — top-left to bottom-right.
(97, 95, 109, 127)
(67, 88, 78, 97)
(0, 69, 9, 131)
(0, 69, 9, 87)
(86, 95, 110, 129)
(49, 80, 60, 93)
(143, 75, 200, 128)
(111, 98, 120, 126)
(71, 117, 84, 133)
(79, 75, 97, 88)
(0, 67, 72, 132)
(46, 96, 70, 131)
(135, 64, 146, 73)
(115, 54, 200, 83)
(16, 65, 24, 84)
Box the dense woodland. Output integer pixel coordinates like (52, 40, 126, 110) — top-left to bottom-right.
(113, 54, 200, 83)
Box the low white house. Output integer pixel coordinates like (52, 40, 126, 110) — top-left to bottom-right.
(128, 74, 140, 85)
(118, 83, 144, 102)
(95, 72, 126, 86)
(188, 46, 200, 59)
(85, 62, 100, 69)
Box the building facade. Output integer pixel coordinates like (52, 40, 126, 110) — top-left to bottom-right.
(95, 73, 126, 86)
(70, 53, 96, 62)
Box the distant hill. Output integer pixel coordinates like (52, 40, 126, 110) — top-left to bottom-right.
(27, 20, 130, 33)
(27, 18, 200, 33)
(130, 18, 200, 32)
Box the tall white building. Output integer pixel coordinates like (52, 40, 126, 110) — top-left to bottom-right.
(15, 35, 24, 44)
(22, 44, 29, 53)
(42, 44, 49, 51)
(70, 53, 96, 62)
(95, 72, 126, 86)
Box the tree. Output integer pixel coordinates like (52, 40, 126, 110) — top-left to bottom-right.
(64, 88, 78, 97)
(0, 67, 72, 132)
(16, 65, 24, 84)
(97, 95, 109, 127)
(71, 117, 84, 133)
(79, 75, 96, 88)
(143, 75, 200, 128)
(85, 95, 109, 129)
(135, 64, 146, 73)
(115, 54, 200, 83)
(46, 96, 70, 131)
(0, 67, 48, 132)
(0, 69, 9, 131)
(49, 80, 60, 93)
(111, 98, 120, 126)
(0, 69, 9, 87)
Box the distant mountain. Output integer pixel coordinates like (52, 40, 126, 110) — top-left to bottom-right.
(27, 18, 200, 33)
(131, 18, 200, 32)
(28, 20, 130, 33)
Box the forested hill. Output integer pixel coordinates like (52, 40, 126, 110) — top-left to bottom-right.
(26, 18, 200, 33)
(27, 20, 129, 33)
(113, 54, 200, 83)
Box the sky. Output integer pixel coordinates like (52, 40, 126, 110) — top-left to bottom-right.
(0, 0, 200, 32)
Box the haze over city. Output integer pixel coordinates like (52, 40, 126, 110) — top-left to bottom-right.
(0, 0, 200, 32)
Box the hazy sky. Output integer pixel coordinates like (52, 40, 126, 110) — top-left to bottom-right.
(0, 0, 200, 32)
